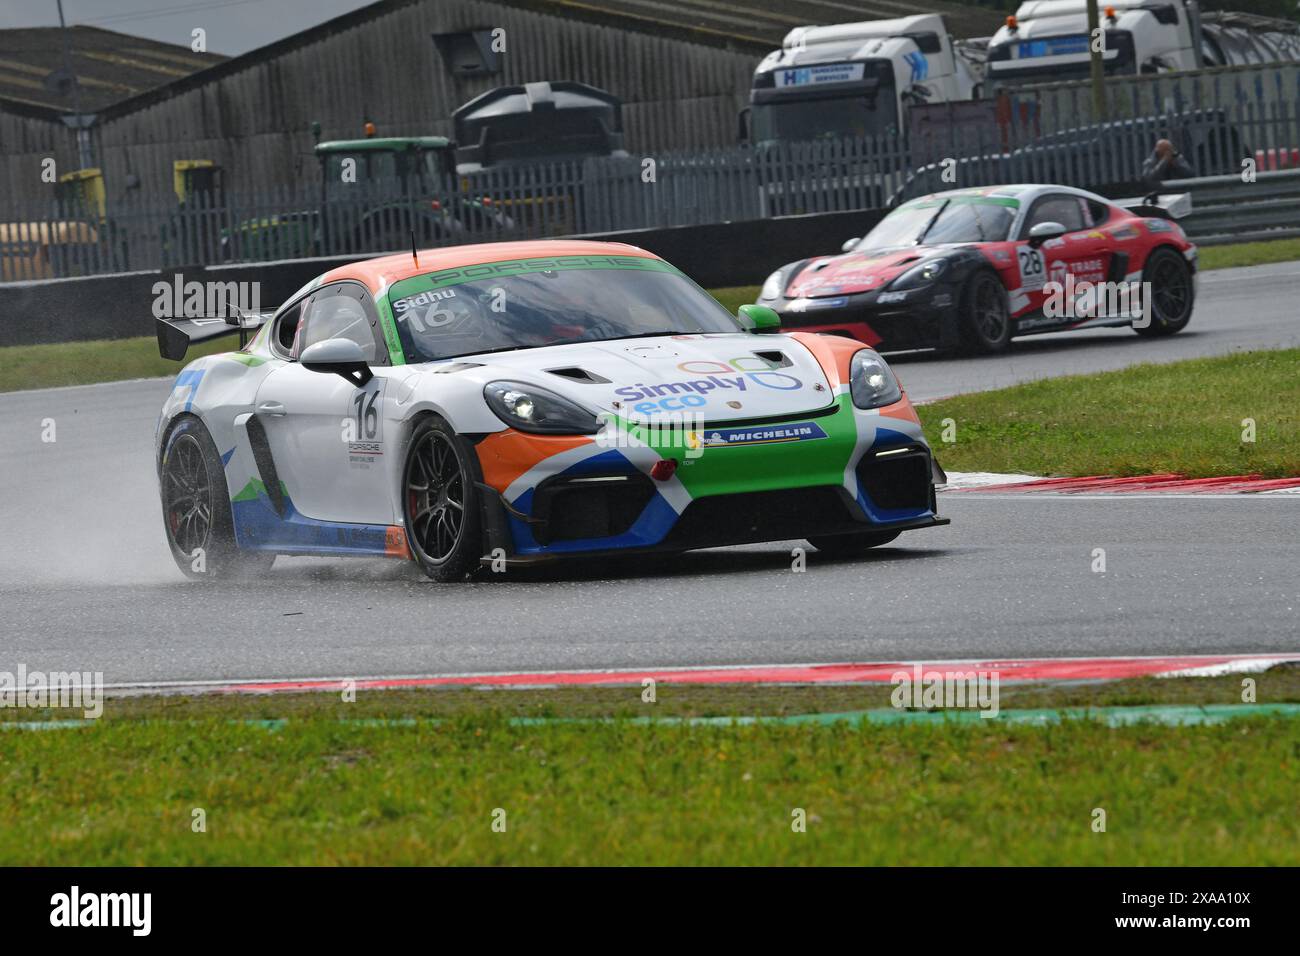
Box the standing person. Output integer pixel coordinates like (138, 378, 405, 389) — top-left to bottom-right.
(1142, 138, 1196, 187)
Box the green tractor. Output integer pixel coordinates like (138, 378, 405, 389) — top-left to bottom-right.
(221, 132, 511, 261)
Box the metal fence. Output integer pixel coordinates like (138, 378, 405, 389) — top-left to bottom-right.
(1026, 60, 1300, 128)
(4, 87, 1300, 282)
(1171, 167, 1300, 244)
(0, 142, 920, 282)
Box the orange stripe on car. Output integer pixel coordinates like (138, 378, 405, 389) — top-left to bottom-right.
(323, 239, 658, 293)
(476, 429, 594, 493)
(786, 331, 861, 388)
(876, 395, 921, 425)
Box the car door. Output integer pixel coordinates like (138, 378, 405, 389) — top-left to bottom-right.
(254, 282, 396, 525)
(1017, 194, 1113, 322)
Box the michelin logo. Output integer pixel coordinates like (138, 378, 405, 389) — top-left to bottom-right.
(703, 422, 827, 447)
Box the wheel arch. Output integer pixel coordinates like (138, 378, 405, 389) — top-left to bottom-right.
(393, 406, 494, 520)
(1142, 240, 1194, 267)
(399, 411, 495, 580)
(156, 409, 206, 477)
(961, 261, 1009, 303)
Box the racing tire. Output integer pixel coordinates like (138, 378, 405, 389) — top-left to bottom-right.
(403, 416, 483, 582)
(957, 269, 1013, 354)
(806, 530, 901, 555)
(1134, 247, 1194, 337)
(159, 416, 275, 581)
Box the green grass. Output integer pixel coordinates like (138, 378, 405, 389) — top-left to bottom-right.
(3, 672, 1298, 865)
(710, 285, 762, 314)
(8, 666, 1299, 724)
(3, 237, 1299, 395)
(6, 714, 1298, 865)
(1197, 237, 1300, 271)
(919, 349, 1300, 478)
(0, 333, 232, 393)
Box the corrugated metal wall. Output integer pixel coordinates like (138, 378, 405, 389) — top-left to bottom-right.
(0, 110, 78, 201)
(2, 0, 761, 208)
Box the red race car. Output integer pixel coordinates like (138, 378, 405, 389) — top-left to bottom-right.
(758, 184, 1197, 354)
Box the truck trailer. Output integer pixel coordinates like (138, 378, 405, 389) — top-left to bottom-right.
(985, 2, 1300, 86)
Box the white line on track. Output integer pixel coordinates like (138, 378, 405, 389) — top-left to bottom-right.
(1158, 658, 1300, 678)
(1199, 270, 1300, 282)
(92, 652, 1300, 694)
(0, 375, 171, 398)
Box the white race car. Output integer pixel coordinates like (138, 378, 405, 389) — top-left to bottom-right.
(155, 240, 946, 581)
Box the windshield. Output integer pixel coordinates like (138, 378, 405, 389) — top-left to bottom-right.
(420, 148, 453, 181)
(751, 92, 899, 143)
(320, 150, 448, 199)
(323, 152, 400, 183)
(388, 257, 741, 362)
(989, 31, 1135, 87)
(857, 197, 1016, 250)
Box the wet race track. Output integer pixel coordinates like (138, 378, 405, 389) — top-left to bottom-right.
(1, 261, 1297, 684)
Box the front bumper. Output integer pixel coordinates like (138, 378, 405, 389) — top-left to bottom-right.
(772, 284, 961, 352)
(473, 395, 946, 563)
(485, 510, 949, 567)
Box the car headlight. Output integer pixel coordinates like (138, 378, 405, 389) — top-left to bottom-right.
(850, 350, 902, 409)
(890, 258, 949, 291)
(484, 381, 600, 434)
(759, 270, 785, 301)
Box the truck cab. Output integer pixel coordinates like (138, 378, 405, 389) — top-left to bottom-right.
(746, 14, 979, 146)
(986, 0, 1202, 87)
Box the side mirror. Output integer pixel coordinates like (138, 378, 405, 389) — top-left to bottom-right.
(1028, 221, 1066, 247)
(738, 304, 781, 333)
(301, 337, 373, 386)
(841, 237, 859, 253)
(902, 83, 933, 106)
(737, 107, 751, 144)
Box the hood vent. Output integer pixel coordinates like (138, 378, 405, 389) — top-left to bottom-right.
(432, 362, 484, 374)
(750, 350, 792, 369)
(546, 366, 610, 384)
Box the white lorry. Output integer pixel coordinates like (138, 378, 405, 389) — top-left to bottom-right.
(985, 1, 1300, 86)
(744, 14, 982, 145)
(745, 6, 1300, 145)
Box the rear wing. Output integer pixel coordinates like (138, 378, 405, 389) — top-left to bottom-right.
(156, 310, 272, 361)
(1114, 192, 1192, 220)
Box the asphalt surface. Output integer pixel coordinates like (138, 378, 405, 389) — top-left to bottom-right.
(893, 261, 1300, 400)
(1, 260, 1297, 683)
(0, 495, 1295, 684)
